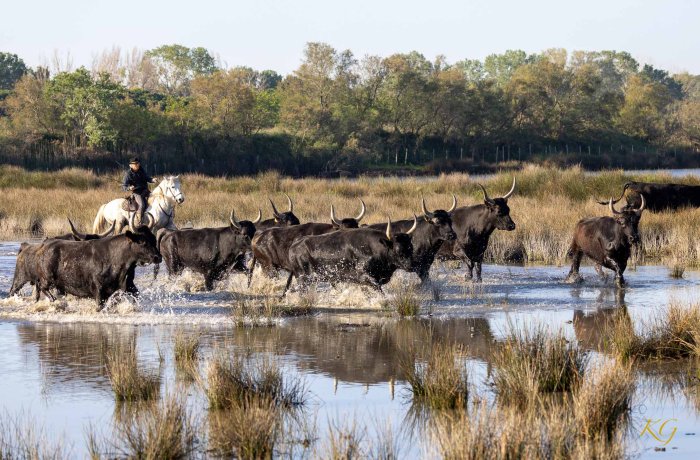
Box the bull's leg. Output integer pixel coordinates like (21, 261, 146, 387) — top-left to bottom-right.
(126, 268, 138, 296)
(418, 267, 431, 285)
(280, 273, 294, 298)
(247, 256, 257, 288)
(465, 258, 475, 280)
(604, 256, 625, 287)
(32, 285, 40, 302)
(474, 260, 483, 283)
(565, 249, 584, 283)
(204, 274, 215, 291)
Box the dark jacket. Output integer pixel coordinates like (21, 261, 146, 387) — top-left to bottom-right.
(122, 168, 154, 196)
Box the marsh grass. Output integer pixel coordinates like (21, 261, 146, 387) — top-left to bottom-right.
(173, 330, 201, 366)
(387, 284, 424, 317)
(606, 300, 700, 361)
(0, 411, 67, 459)
(201, 349, 307, 411)
(493, 324, 587, 406)
(112, 391, 197, 460)
(573, 361, 635, 438)
(105, 342, 161, 402)
(430, 399, 626, 460)
(230, 294, 313, 326)
(401, 342, 469, 410)
(208, 395, 279, 460)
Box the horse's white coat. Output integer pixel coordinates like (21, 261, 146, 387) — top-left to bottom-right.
(92, 176, 185, 234)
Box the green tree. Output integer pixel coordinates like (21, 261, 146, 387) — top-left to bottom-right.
(145, 44, 217, 95)
(0, 52, 28, 90)
(616, 74, 672, 141)
(46, 67, 123, 147)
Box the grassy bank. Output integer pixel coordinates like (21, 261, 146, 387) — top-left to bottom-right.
(1, 164, 699, 267)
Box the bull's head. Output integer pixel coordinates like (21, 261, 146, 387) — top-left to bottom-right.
(269, 194, 300, 226)
(330, 199, 365, 229)
(230, 208, 261, 241)
(125, 214, 162, 265)
(477, 177, 516, 231)
(421, 195, 457, 241)
(385, 215, 418, 271)
(609, 194, 645, 246)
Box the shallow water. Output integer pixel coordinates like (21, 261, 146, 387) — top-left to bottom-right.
(1, 241, 699, 458)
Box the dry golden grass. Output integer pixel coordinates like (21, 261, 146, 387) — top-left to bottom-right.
(2, 164, 700, 266)
(493, 324, 587, 407)
(402, 342, 469, 410)
(605, 300, 700, 362)
(105, 342, 161, 402)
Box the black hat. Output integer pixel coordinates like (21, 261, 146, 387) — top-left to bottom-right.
(129, 157, 140, 164)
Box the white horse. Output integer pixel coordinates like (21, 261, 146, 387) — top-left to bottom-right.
(93, 176, 185, 234)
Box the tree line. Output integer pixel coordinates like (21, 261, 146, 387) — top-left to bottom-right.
(1, 43, 699, 176)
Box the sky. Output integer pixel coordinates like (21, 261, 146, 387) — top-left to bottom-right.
(2, 0, 698, 75)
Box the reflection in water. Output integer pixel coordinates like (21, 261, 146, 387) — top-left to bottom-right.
(572, 288, 629, 352)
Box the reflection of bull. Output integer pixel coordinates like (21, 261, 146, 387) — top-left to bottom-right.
(600, 181, 700, 212)
(573, 305, 631, 352)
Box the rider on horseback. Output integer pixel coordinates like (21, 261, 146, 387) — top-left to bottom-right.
(122, 157, 156, 226)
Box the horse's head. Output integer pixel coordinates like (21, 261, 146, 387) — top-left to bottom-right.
(160, 176, 185, 204)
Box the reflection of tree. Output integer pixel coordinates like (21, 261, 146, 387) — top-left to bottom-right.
(16, 323, 138, 394)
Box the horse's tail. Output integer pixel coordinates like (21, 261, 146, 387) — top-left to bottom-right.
(93, 205, 108, 234)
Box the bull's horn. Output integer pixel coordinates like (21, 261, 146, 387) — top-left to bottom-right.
(421, 195, 435, 219)
(385, 218, 392, 240)
(145, 213, 156, 230)
(330, 205, 341, 226)
(478, 184, 495, 205)
(97, 220, 116, 238)
(269, 198, 281, 218)
(406, 214, 418, 235)
(502, 177, 516, 200)
(597, 184, 628, 206)
(637, 193, 646, 213)
(128, 213, 136, 233)
(68, 219, 88, 240)
(230, 209, 241, 230)
(609, 198, 621, 215)
(252, 209, 262, 225)
(355, 199, 366, 222)
(285, 193, 293, 212)
(447, 194, 457, 213)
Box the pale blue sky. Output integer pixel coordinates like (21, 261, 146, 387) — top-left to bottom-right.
(2, 0, 698, 74)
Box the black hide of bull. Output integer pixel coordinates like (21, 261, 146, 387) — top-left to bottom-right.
(566, 197, 645, 287)
(157, 213, 257, 290)
(249, 201, 367, 288)
(603, 181, 700, 212)
(437, 179, 516, 281)
(11, 227, 161, 309)
(367, 197, 457, 283)
(286, 226, 415, 294)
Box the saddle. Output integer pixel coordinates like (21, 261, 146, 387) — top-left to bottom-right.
(121, 194, 139, 212)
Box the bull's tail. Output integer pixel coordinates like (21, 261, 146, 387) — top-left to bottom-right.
(92, 205, 108, 234)
(9, 243, 30, 296)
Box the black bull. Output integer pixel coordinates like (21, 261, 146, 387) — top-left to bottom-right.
(602, 181, 700, 212)
(248, 200, 367, 289)
(156, 211, 257, 290)
(367, 196, 457, 283)
(437, 178, 517, 282)
(10, 225, 161, 309)
(286, 221, 416, 294)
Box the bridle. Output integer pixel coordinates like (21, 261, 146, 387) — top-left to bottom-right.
(151, 180, 183, 219)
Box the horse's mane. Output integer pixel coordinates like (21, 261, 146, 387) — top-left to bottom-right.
(147, 176, 179, 205)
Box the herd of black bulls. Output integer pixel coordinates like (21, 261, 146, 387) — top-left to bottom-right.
(8, 177, 678, 310)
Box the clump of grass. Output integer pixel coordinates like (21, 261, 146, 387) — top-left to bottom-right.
(573, 361, 635, 438)
(173, 330, 201, 366)
(208, 395, 279, 460)
(0, 411, 67, 459)
(319, 418, 365, 460)
(669, 259, 686, 279)
(402, 342, 469, 410)
(231, 295, 312, 327)
(105, 342, 161, 402)
(606, 300, 700, 361)
(112, 391, 197, 460)
(388, 285, 423, 317)
(201, 349, 307, 410)
(493, 324, 587, 406)
(296, 290, 318, 311)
